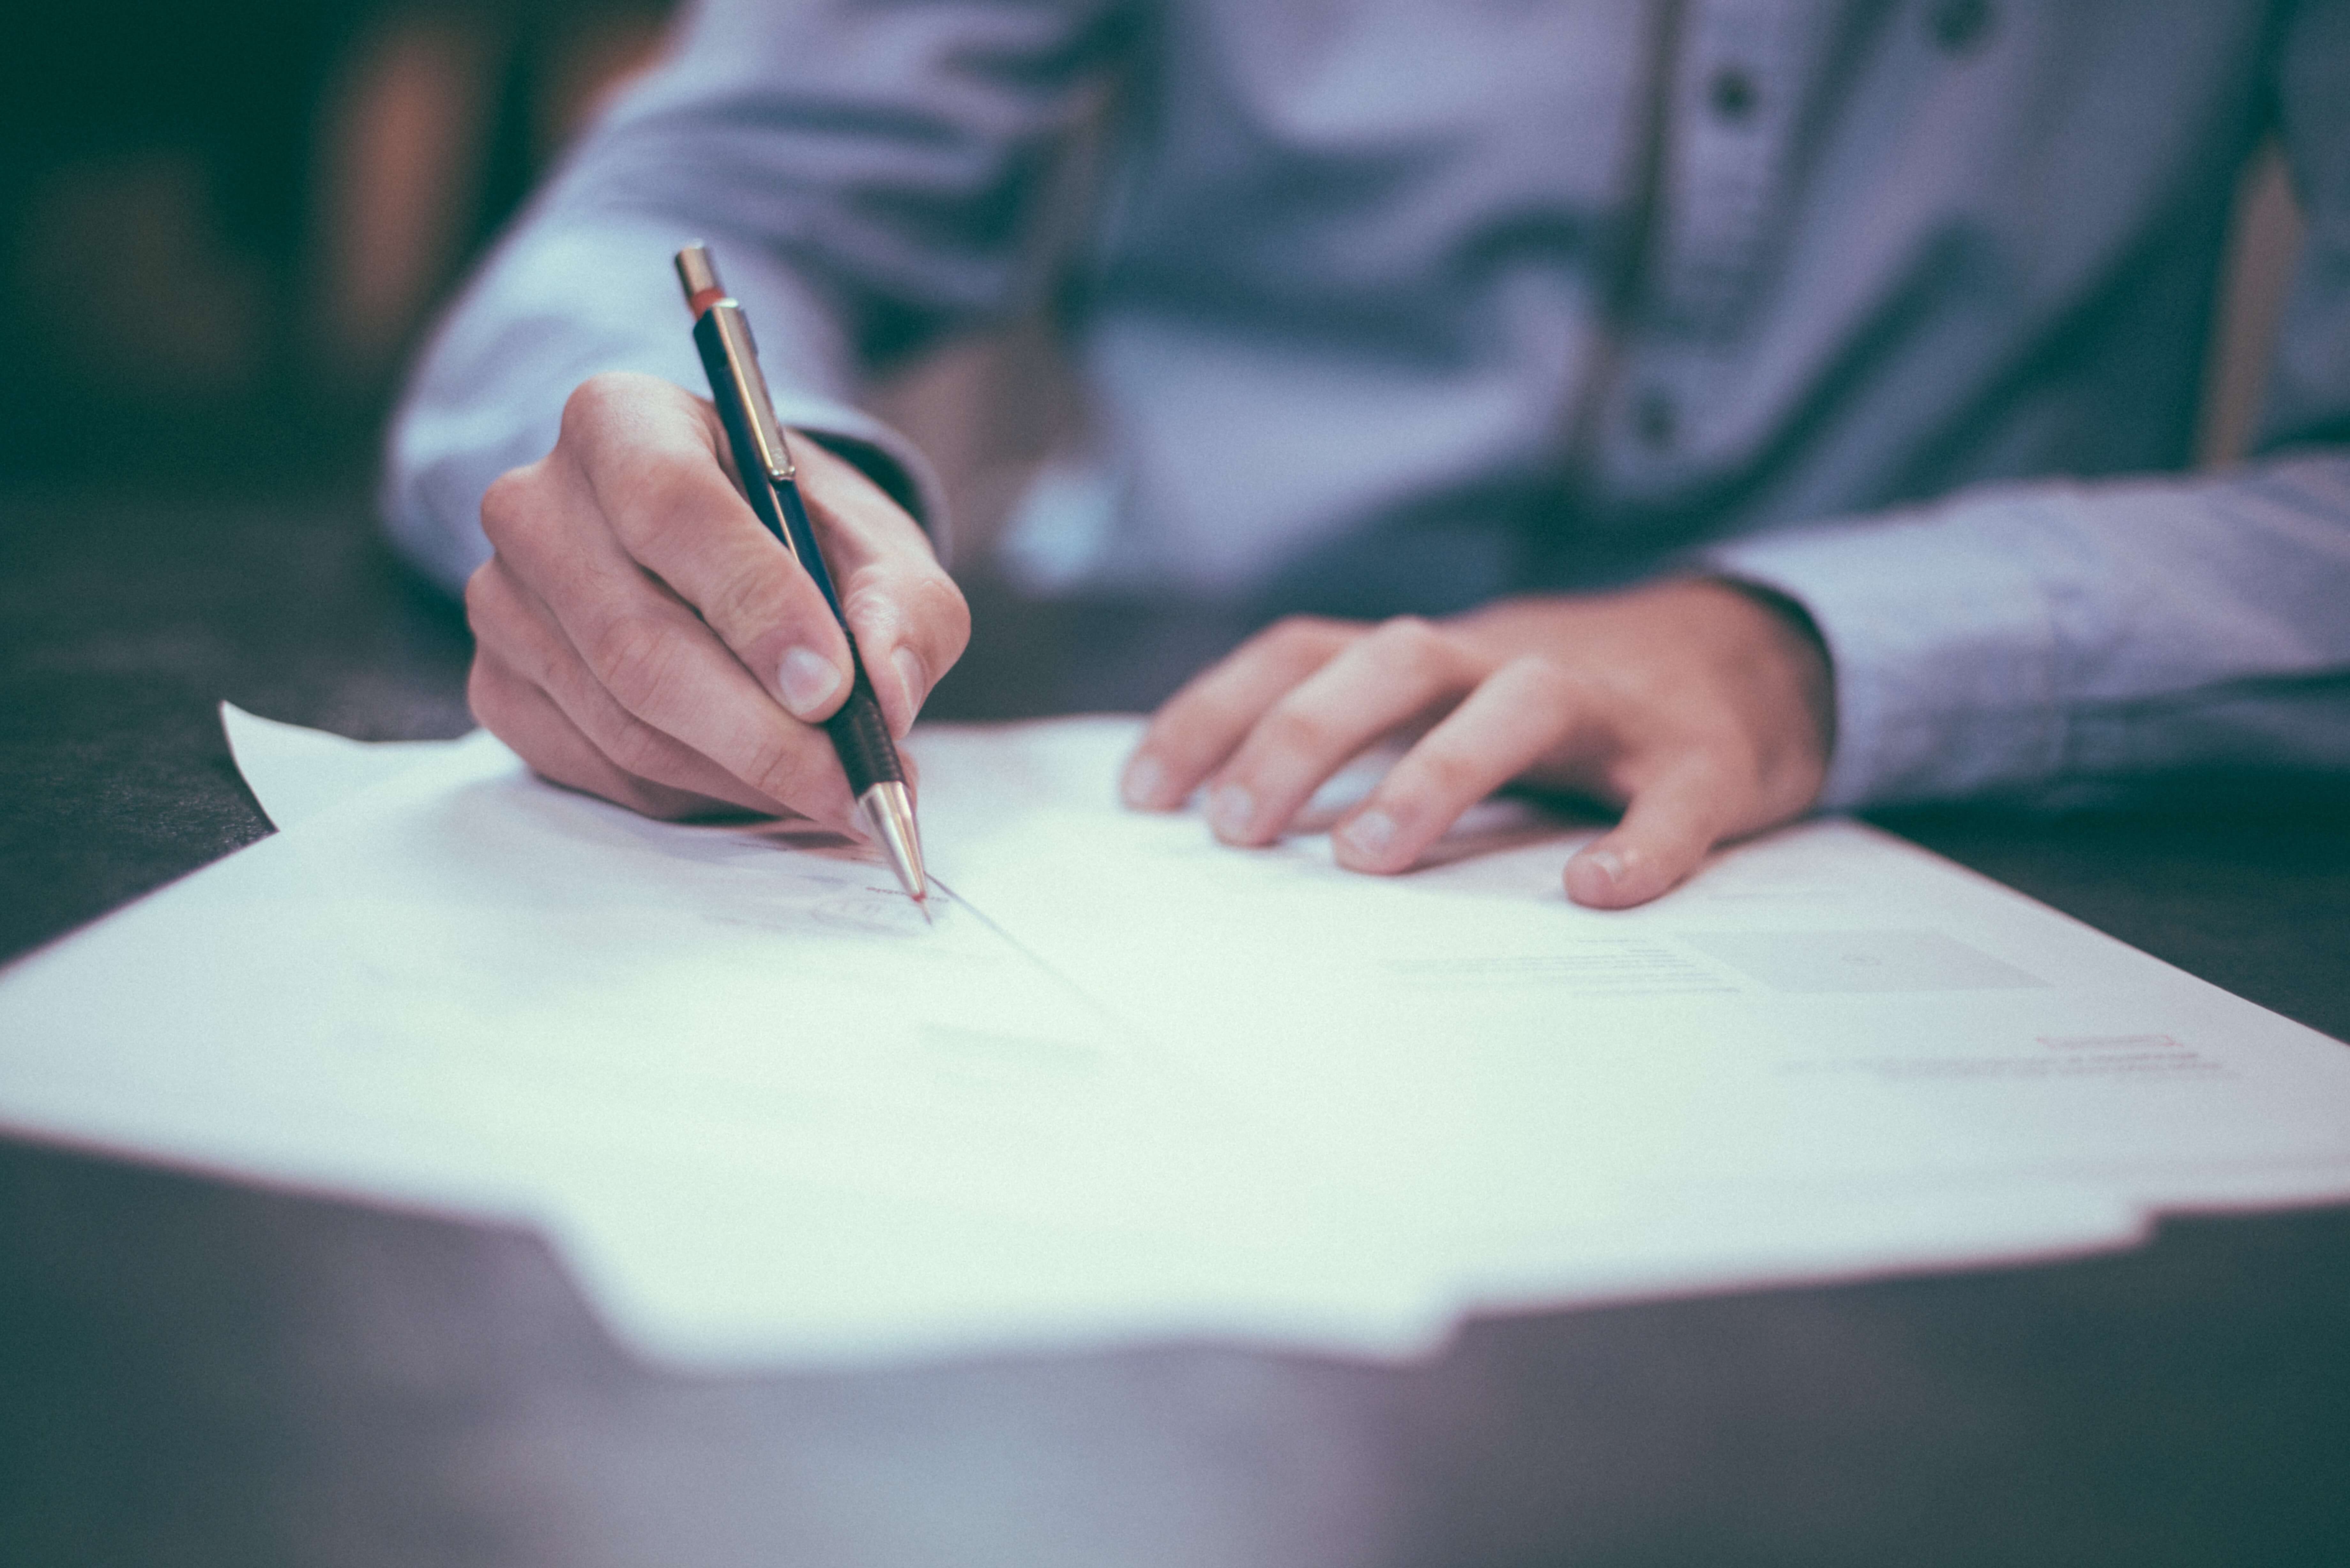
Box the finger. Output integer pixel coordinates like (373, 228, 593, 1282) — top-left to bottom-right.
(469, 646, 740, 821)
(1331, 656, 1595, 873)
(560, 374, 858, 723)
(1562, 754, 1736, 909)
(792, 438, 970, 740)
(1204, 616, 1477, 847)
(1120, 616, 1360, 810)
(467, 558, 795, 818)
(484, 451, 859, 827)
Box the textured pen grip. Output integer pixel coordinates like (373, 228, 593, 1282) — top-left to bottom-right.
(825, 662, 904, 795)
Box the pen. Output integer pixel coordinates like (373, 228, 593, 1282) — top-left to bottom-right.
(674, 243, 929, 913)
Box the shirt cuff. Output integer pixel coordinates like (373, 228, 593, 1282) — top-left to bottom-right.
(1702, 498, 2066, 809)
(381, 220, 950, 594)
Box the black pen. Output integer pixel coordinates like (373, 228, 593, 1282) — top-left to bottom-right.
(674, 243, 928, 913)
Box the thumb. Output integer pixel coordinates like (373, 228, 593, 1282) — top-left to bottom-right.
(1563, 757, 1732, 909)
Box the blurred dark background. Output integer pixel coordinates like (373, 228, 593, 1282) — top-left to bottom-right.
(0, 2, 676, 967)
(0, 1, 678, 490)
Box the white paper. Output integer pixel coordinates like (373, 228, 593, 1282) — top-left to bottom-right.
(0, 711, 2344, 1371)
(927, 723, 2350, 1207)
(49, 716, 1535, 1360)
(222, 702, 467, 829)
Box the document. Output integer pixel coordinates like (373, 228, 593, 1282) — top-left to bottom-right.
(922, 721, 2350, 1225)
(0, 709, 2344, 1369)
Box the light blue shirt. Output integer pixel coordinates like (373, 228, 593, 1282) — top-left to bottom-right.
(386, 0, 2350, 810)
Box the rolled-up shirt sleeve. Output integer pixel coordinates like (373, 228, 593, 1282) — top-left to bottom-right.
(382, 0, 1125, 594)
(1709, 456, 2350, 808)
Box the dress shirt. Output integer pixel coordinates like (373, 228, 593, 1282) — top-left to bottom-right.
(384, 0, 2350, 809)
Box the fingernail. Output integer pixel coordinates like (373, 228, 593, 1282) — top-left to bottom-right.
(891, 647, 928, 734)
(1121, 753, 1166, 808)
(1339, 808, 1396, 862)
(1208, 783, 1255, 840)
(1579, 847, 1626, 886)
(777, 647, 843, 718)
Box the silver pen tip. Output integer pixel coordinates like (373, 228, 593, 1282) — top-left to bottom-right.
(858, 781, 928, 908)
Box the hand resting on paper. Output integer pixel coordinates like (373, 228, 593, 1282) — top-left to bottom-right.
(463, 373, 969, 831)
(1119, 579, 1835, 908)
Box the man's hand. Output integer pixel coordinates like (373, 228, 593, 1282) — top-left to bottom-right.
(1120, 580, 1835, 908)
(464, 372, 968, 828)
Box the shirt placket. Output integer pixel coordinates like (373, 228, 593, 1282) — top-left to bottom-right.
(1603, 0, 1821, 499)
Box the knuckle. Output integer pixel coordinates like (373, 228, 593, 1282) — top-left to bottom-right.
(461, 562, 500, 635)
(587, 614, 682, 714)
(702, 559, 795, 639)
(462, 562, 532, 654)
(1505, 655, 1586, 714)
(465, 655, 513, 732)
(1259, 701, 1336, 758)
(561, 371, 649, 438)
(1263, 614, 1342, 659)
(600, 714, 675, 781)
(610, 458, 721, 559)
(478, 467, 543, 551)
(1134, 702, 1209, 767)
(1371, 614, 1445, 665)
(1409, 744, 1482, 803)
(837, 580, 901, 643)
(739, 730, 822, 807)
(905, 572, 972, 659)
(845, 570, 971, 663)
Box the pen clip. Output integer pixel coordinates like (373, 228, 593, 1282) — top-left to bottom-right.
(709, 307, 798, 484)
(676, 245, 798, 485)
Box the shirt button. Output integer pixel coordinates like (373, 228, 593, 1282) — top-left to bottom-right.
(1708, 66, 1759, 123)
(1929, 0, 1994, 54)
(1634, 389, 1679, 449)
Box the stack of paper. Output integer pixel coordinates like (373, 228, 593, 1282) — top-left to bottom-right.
(0, 706, 2342, 1368)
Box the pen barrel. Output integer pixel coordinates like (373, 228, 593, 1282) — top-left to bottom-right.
(763, 471, 903, 795)
(685, 281, 912, 803)
(825, 665, 905, 796)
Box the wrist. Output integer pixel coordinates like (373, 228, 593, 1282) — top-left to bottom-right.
(1698, 575, 1837, 772)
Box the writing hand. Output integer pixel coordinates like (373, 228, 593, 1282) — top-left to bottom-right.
(1119, 580, 1833, 907)
(463, 373, 969, 828)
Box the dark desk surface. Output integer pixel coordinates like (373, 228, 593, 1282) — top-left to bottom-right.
(4, 487, 2347, 1567)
